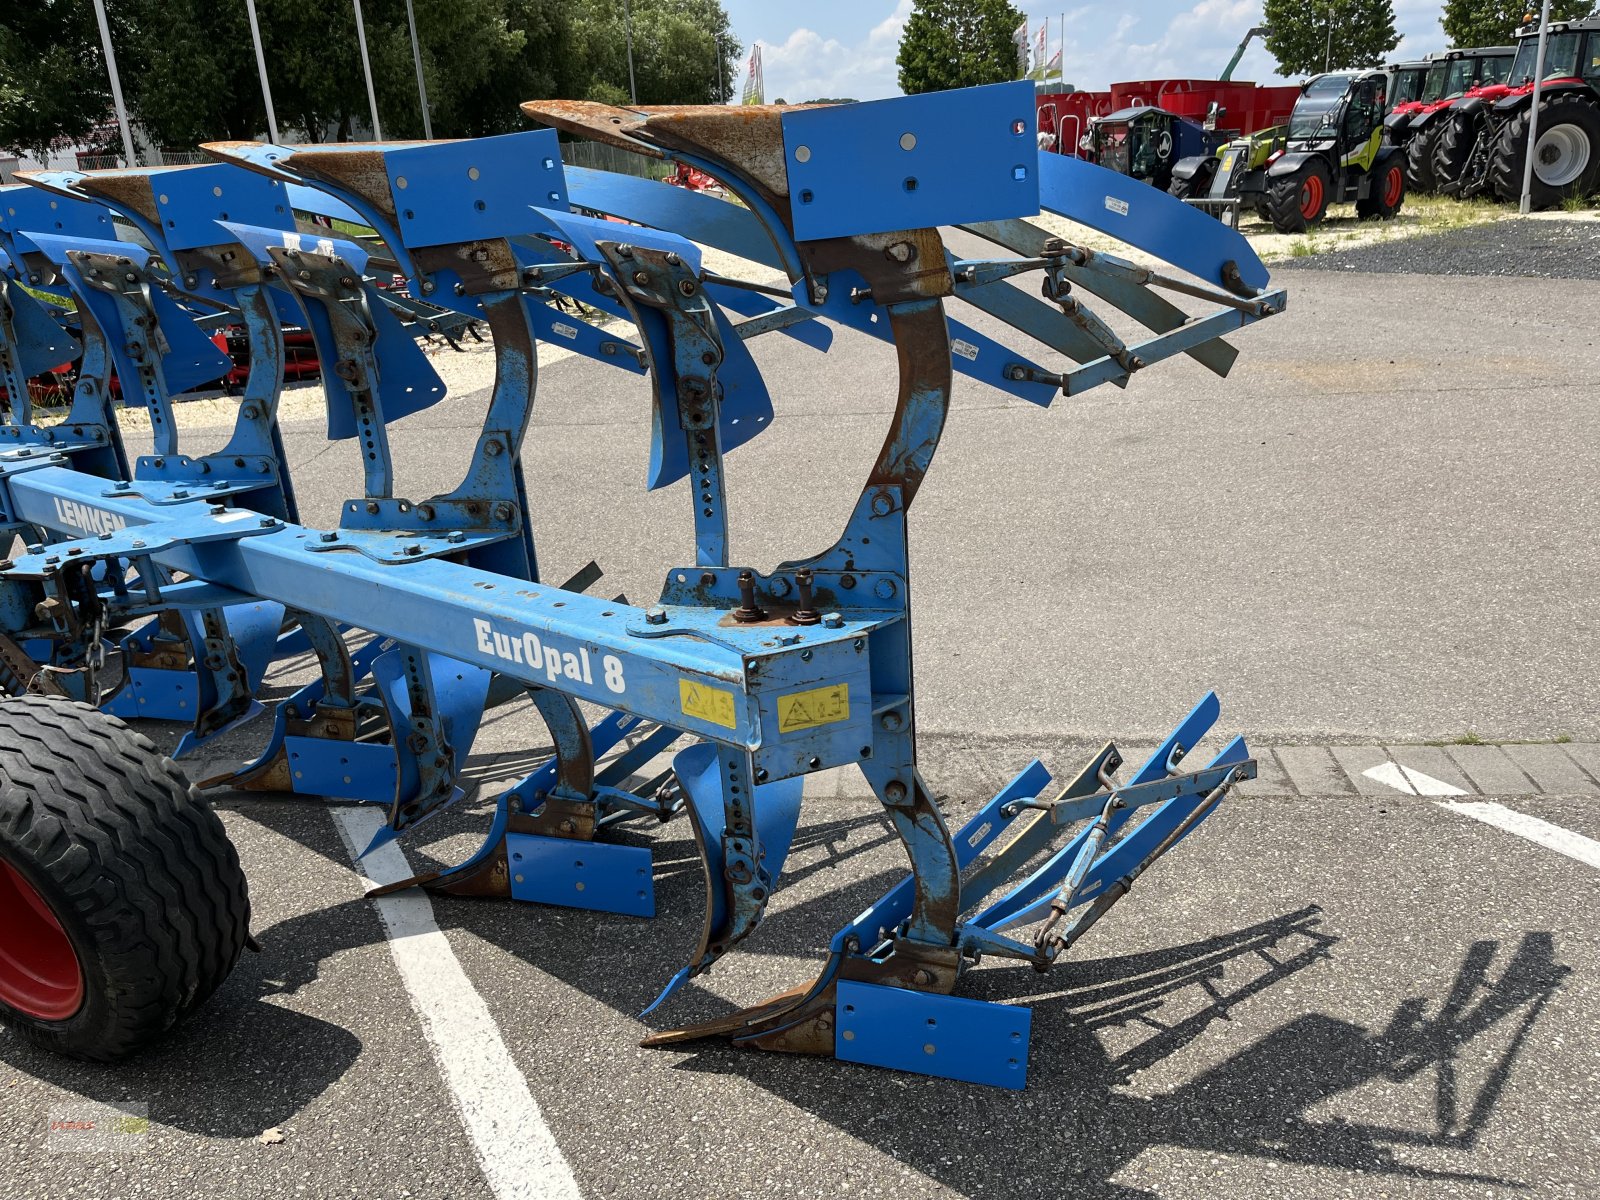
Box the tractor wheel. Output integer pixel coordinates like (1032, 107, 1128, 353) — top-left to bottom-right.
(1266, 161, 1331, 233)
(1489, 94, 1600, 208)
(1168, 160, 1216, 204)
(1405, 126, 1441, 193)
(0, 697, 249, 1060)
(1357, 161, 1407, 220)
(1434, 111, 1486, 198)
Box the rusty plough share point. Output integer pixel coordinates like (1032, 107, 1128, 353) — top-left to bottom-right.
(0, 81, 1284, 1087)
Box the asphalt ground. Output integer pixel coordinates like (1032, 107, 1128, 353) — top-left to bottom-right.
(3, 248, 1599, 1198)
(1275, 215, 1600, 279)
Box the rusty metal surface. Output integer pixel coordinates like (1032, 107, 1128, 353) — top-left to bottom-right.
(518, 100, 669, 159)
(799, 229, 953, 304)
(285, 147, 401, 223)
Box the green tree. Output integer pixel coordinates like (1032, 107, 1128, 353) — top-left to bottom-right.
(896, 0, 1026, 95)
(1441, 0, 1596, 47)
(1262, 0, 1401, 75)
(0, 0, 121, 163)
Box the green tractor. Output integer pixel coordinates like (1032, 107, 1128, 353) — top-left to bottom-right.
(1171, 70, 1408, 233)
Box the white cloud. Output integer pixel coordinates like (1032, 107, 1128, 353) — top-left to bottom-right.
(737, 0, 1458, 105)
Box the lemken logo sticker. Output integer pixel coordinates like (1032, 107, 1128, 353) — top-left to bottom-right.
(53, 498, 126, 536)
(473, 618, 626, 694)
(1104, 195, 1130, 217)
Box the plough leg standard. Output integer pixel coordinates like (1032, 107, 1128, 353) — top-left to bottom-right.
(0, 82, 1284, 1088)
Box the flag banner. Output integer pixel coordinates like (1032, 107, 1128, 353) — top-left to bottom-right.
(1014, 20, 1028, 73)
(741, 43, 764, 105)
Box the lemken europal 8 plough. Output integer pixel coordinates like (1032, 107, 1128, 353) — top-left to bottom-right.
(0, 82, 1284, 1089)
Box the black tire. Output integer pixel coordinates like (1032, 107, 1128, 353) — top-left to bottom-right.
(1357, 159, 1407, 220)
(1489, 94, 1600, 208)
(1168, 160, 1217, 201)
(1405, 125, 1441, 193)
(1434, 111, 1483, 198)
(1266, 161, 1331, 233)
(0, 697, 249, 1060)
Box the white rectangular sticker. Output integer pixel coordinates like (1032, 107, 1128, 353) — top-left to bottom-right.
(1104, 195, 1130, 217)
(551, 322, 578, 340)
(951, 338, 979, 361)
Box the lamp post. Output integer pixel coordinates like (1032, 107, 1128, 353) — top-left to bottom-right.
(623, 0, 639, 104)
(89, 0, 137, 166)
(404, 0, 433, 139)
(1520, 0, 1554, 214)
(352, 0, 383, 140)
(244, 0, 280, 144)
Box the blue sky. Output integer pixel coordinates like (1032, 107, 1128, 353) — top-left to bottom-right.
(720, 0, 1455, 101)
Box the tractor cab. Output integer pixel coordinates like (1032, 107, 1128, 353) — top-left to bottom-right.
(1387, 59, 1430, 110)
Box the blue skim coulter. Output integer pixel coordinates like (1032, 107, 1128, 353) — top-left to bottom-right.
(0, 80, 1284, 1089)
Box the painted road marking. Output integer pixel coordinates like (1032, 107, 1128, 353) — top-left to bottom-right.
(1364, 763, 1600, 872)
(1437, 801, 1600, 872)
(1362, 763, 1468, 797)
(333, 808, 582, 1200)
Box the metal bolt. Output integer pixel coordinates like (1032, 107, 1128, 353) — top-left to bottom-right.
(633, 270, 651, 286)
(420, 279, 436, 295)
(485, 440, 504, 457)
(822, 612, 843, 628)
(885, 781, 908, 803)
(875, 578, 897, 600)
(209, 504, 227, 515)
(403, 544, 424, 556)
(677, 279, 697, 296)
(44, 554, 59, 564)
(793, 568, 820, 625)
(131, 540, 146, 549)
(881, 711, 902, 731)
(732, 570, 765, 623)
(241, 405, 260, 420)
(319, 530, 339, 543)
(645, 606, 668, 625)
(493, 502, 515, 521)
(98, 531, 114, 541)
(884, 241, 915, 263)
(259, 517, 276, 527)
(172, 489, 189, 499)
(66, 547, 82, 556)
(416, 504, 435, 520)
(365, 501, 380, 515)
(446, 530, 466, 544)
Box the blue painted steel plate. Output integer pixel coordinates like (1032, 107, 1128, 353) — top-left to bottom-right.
(151, 164, 292, 251)
(7, 283, 80, 376)
(506, 833, 655, 918)
(835, 980, 1031, 1089)
(1037, 153, 1270, 293)
(0, 185, 117, 242)
(781, 83, 1041, 241)
(386, 130, 568, 249)
(285, 738, 397, 803)
(563, 166, 782, 270)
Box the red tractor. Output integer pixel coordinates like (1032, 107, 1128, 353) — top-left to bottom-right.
(1383, 45, 1515, 193)
(1431, 17, 1600, 205)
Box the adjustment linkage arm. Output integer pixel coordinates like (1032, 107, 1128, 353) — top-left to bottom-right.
(1045, 238, 1283, 318)
(996, 757, 1248, 829)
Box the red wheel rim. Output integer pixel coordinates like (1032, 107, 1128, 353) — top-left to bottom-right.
(0, 858, 83, 1020)
(1300, 175, 1324, 220)
(1384, 166, 1403, 207)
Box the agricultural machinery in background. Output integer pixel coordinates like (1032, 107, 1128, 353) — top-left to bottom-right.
(0, 82, 1288, 1090)
(1173, 70, 1406, 232)
(1385, 45, 1516, 193)
(1387, 58, 1432, 110)
(1430, 17, 1600, 205)
(1036, 78, 1298, 161)
(1081, 104, 1236, 191)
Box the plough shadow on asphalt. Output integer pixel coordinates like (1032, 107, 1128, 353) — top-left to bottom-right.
(0, 793, 1574, 1195)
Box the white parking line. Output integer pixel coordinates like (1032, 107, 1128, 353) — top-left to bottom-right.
(1362, 762, 1467, 797)
(1438, 800, 1600, 871)
(1363, 762, 1600, 871)
(332, 808, 582, 1200)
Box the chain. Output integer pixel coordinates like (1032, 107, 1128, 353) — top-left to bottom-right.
(85, 611, 107, 704)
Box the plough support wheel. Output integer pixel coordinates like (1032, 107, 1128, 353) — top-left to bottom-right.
(0, 697, 250, 1059)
